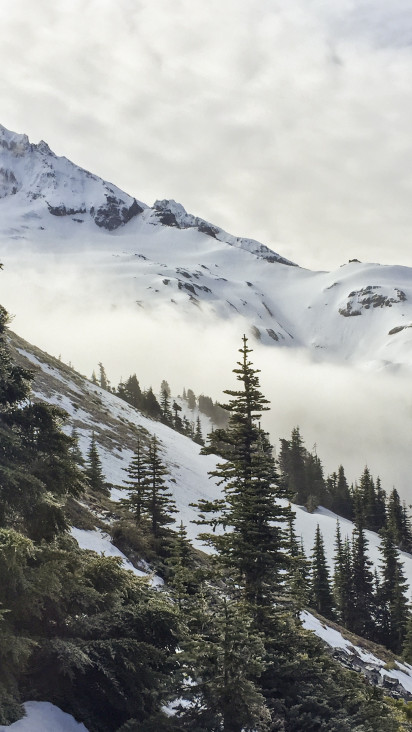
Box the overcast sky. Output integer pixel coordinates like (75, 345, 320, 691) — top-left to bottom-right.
(2, 0, 412, 270)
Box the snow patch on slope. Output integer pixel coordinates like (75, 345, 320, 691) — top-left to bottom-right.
(0, 701, 89, 732)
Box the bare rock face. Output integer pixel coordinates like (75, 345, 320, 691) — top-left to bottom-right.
(339, 285, 407, 317)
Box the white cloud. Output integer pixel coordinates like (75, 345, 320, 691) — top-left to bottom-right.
(2, 1, 412, 269)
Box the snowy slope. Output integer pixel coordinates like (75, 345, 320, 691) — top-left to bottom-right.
(0, 702, 89, 732)
(11, 331, 412, 588)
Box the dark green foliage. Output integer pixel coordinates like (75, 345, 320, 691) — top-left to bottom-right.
(118, 374, 143, 409)
(85, 433, 108, 495)
(194, 336, 291, 612)
(160, 388, 173, 427)
(350, 511, 375, 639)
(197, 394, 229, 427)
(0, 533, 180, 732)
(327, 465, 353, 520)
(141, 388, 162, 420)
(0, 305, 86, 541)
(387, 488, 412, 552)
(278, 428, 329, 511)
(376, 525, 408, 653)
(177, 593, 270, 732)
(122, 437, 148, 523)
(333, 523, 353, 627)
(172, 401, 183, 432)
(309, 525, 334, 620)
(98, 362, 110, 391)
(193, 416, 204, 446)
(143, 436, 177, 540)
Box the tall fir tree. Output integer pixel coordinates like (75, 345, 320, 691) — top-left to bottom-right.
(144, 436, 177, 539)
(333, 523, 353, 627)
(350, 511, 375, 638)
(85, 433, 108, 495)
(194, 335, 292, 616)
(310, 525, 334, 620)
(376, 525, 409, 653)
(122, 436, 148, 523)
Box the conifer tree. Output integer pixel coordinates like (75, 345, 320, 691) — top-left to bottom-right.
(144, 436, 177, 539)
(172, 401, 183, 432)
(328, 465, 353, 519)
(186, 388, 196, 410)
(85, 433, 108, 495)
(350, 511, 375, 638)
(310, 525, 334, 619)
(333, 523, 353, 627)
(376, 525, 409, 653)
(194, 335, 292, 616)
(178, 591, 270, 732)
(0, 305, 85, 540)
(122, 437, 148, 523)
(193, 415, 204, 446)
(69, 427, 84, 467)
(160, 387, 173, 426)
(98, 361, 109, 391)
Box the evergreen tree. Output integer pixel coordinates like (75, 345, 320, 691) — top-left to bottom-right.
(376, 525, 409, 653)
(287, 512, 310, 614)
(160, 387, 173, 426)
(0, 305, 85, 541)
(178, 593, 270, 732)
(193, 415, 204, 446)
(310, 525, 334, 620)
(98, 361, 109, 391)
(333, 523, 353, 627)
(350, 511, 375, 638)
(328, 465, 353, 519)
(172, 401, 183, 432)
(186, 388, 196, 411)
(387, 487, 412, 551)
(194, 335, 291, 615)
(142, 388, 162, 419)
(122, 374, 143, 409)
(122, 437, 148, 523)
(278, 427, 307, 505)
(85, 433, 108, 495)
(69, 427, 84, 467)
(304, 451, 328, 512)
(144, 436, 177, 539)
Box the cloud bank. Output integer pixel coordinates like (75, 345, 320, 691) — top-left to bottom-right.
(2, 1, 412, 269)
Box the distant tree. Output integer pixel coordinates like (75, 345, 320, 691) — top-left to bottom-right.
(376, 525, 409, 653)
(85, 433, 108, 495)
(333, 523, 353, 627)
(193, 416, 204, 446)
(144, 436, 177, 539)
(186, 388, 196, 411)
(160, 380, 171, 397)
(69, 427, 84, 467)
(310, 525, 334, 620)
(160, 387, 173, 426)
(98, 362, 109, 391)
(350, 511, 375, 638)
(91, 370, 98, 385)
(328, 465, 353, 519)
(141, 388, 162, 419)
(122, 437, 148, 523)
(123, 374, 143, 409)
(172, 401, 183, 432)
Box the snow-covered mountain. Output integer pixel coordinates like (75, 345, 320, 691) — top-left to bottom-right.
(1, 122, 412, 370)
(2, 123, 412, 502)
